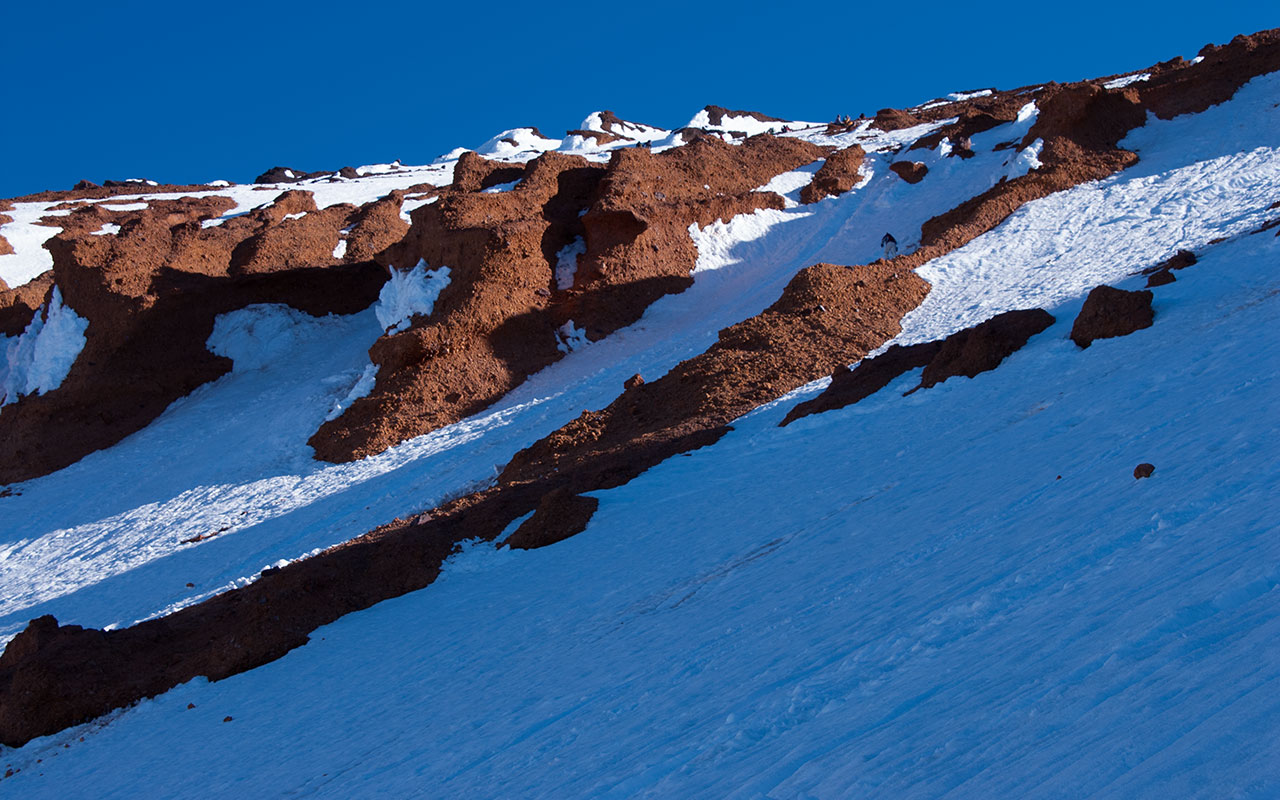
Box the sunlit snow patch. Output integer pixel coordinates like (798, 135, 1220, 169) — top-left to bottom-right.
(1004, 138, 1044, 179)
(556, 320, 589, 352)
(375, 260, 451, 334)
(1104, 72, 1151, 90)
(0, 287, 89, 406)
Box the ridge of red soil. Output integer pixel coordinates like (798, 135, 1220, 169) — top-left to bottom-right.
(9, 182, 225, 205)
(2, 29, 1277, 748)
(915, 308, 1055, 389)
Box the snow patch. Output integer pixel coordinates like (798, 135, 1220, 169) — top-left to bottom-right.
(554, 238, 585, 290)
(332, 239, 348, 260)
(375, 261, 451, 334)
(556, 320, 589, 352)
(481, 180, 521, 194)
(1, 287, 89, 406)
(91, 223, 121, 236)
(1104, 72, 1152, 90)
(325, 364, 378, 421)
(1004, 138, 1044, 179)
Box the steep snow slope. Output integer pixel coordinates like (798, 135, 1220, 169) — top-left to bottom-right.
(0, 65, 1277, 796)
(4, 148, 1277, 800)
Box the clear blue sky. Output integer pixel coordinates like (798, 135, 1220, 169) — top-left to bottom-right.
(2, 1, 1275, 197)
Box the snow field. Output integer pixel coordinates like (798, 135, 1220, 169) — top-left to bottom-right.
(6, 172, 1277, 799)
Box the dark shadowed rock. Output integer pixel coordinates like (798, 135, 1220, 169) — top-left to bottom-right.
(781, 341, 943, 425)
(1134, 462, 1155, 479)
(916, 309, 1055, 390)
(1070, 285, 1154, 348)
(504, 487, 601, 549)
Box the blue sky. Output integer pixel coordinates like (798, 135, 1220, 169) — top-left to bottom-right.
(1, 2, 1275, 197)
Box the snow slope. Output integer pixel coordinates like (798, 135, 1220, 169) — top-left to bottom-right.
(5, 150, 1278, 800)
(2, 72, 1279, 797)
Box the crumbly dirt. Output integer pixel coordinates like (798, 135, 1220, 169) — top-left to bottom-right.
(0, 272, 55, 336)
(0, 212, 13, 257)
(1069, 285, 1155, 348)
(800, 146, 865, 204)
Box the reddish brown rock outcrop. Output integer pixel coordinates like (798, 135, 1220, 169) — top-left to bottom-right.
(800, 146, 865, 204)
(0, 272, 54, 336)
(0, 190, 391, 485)
(1069, 285, 1155, 348)
(311, 135, 828, 463)
(889, 161, 929, 184)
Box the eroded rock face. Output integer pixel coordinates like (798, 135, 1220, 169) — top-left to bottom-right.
(0, 190, 389, 484)
(800, 146, 865, 204)
(0, 272, 54, 336)
(311, 135, 828, 463)
(1070, 285, 1155, 348)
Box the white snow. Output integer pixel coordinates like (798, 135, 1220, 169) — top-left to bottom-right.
(324, 363, 377, 422)
(0, 287, 88, 407)
(685, 108, 800, 137)
(331, 239, 347, 259)
(8, 209, 1278, 798)
(90, 223, 121, 236)
(1104, 72, 1152, 89)
(947, 88, 994, 101)
(1003, 137, 1044, 179)
(480, 180, 521, 194)
(555, 319, 589, 352)
(374, 260, 451, 334)
(281, 212, 306, 222)
(554, 237, 584, 290)
(475, 128, 562, 160)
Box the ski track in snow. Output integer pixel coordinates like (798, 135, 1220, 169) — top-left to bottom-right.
(1, 72, 1279, 797)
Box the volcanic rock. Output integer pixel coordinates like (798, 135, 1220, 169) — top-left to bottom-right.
(800, 146, 865, 204)
(915, 308, 1055, 390)
(1069, 285, 1155, 348)
(889, 161, 929, 184)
